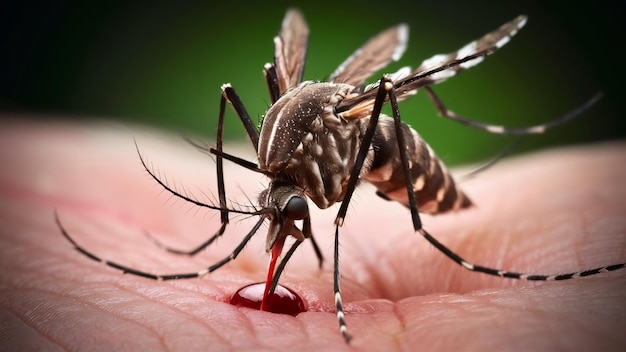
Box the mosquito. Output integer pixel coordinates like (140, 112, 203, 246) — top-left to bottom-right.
(56, 9, 624, 343)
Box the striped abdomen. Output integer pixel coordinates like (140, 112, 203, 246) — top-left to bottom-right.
(364, 116, 472, 214)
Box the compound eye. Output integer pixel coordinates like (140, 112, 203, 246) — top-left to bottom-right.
(283, 196, 308, 220)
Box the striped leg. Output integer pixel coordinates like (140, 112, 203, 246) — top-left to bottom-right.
(268, 239, 303, 294)
(135, 84, 324, 268)
(56, 211, 266, 280)
(333, 225, 350, 343)
(418, 227, 625, 280)
(334, 75, 624, 343)
(267, 218, 324, 296)
(332, 76, 399, 343)
(263, 63, 281, 104)
(390, 84, 625, 282)
(138, 85, 259, 256)
(220, 82, 328, 268)
(424, 86, 603, 135)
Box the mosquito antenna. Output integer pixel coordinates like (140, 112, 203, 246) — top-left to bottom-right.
(182, 134, 213, 156)
(210, 147, 265, 174)
(134, 140, 257, 216)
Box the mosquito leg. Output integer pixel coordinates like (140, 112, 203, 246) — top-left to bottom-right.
(424, 86, 603, 135)
(139, 85, 263, 256)
(330, 76, 395, 343)
(139, 93, 229, 257)
(386, 85, 625, 280)
(309, 234, 323, 269)
(335, 76, 392, 225)
(183, 85, 232, 257)
(418, 227, 625, 281)
(56, 211, 266, 280)
(142, 226, 227, 256)
(219, 84, 325, 268)
(338, 73, 425, 231)
(388, 80, 422, 230)
(220, 84, 260, 149)
(268, 239, 303, 295)
(264, 63, 280, 104)
(265, 218, 323, 297)
(265, 215, 323, 296)
(135, 137, 230, 256)
(199, 84, 260, 254)
(333, 224, 351, 343)
(303, 216, 324, 269)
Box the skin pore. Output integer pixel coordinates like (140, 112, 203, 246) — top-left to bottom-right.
(0, 118, 624, 350)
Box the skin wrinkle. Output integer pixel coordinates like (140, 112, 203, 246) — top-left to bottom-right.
(398, 280, 624, 349)
(223, 301, 260, 349)
(0, 310, 42, 350)
(83, 294, 168, 349)
(75, 286, 170, 347)
(5, 287, 162, 349)
(1, 294, 66, 350)
(75, 280, 230, 350)
(243, 310, 305, 349)
(487, 280, 619, 329)
(108, 283, 228, 347)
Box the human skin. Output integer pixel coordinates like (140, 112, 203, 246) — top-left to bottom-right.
(0, 118, 624, 351)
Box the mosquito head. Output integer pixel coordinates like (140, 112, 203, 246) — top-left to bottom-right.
(259, 181, 310, 252)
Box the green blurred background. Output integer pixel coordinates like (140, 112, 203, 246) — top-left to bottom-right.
(1, 1, 624, 165)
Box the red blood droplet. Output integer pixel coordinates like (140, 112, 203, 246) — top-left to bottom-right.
(230, 282, 306, 316)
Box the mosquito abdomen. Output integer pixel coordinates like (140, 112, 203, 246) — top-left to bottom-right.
(365, 116, 472, 214)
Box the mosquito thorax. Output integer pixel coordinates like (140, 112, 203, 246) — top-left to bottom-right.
(258, 81, 356, 175)
(258, 81, 366, 209)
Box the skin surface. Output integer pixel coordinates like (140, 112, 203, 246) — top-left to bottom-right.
(0, 118, 624, 351)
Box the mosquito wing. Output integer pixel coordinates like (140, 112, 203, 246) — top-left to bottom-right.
(337, 15, 528, 118)
(404, 15, 527, 91)
(274, 9, 309, 94)
(329, 24, 408, 88)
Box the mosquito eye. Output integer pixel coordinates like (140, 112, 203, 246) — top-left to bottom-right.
(283, 196, 308, 220)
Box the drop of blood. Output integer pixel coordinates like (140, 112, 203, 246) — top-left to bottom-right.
(230, 282, 307, 316)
